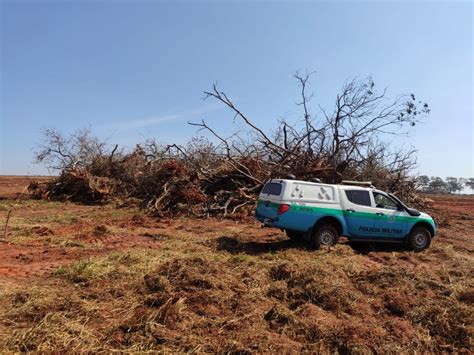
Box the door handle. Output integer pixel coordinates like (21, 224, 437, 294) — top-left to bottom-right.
(346, 209, 355, 212)
(376, 212, 385, 216)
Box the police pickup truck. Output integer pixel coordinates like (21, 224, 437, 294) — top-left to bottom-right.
(256, 179, 436, 251)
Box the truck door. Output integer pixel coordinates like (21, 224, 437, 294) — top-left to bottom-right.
(372, 192, 409, 239)
(342, 189, 378, 237)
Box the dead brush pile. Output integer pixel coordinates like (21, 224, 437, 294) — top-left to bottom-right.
(30, 74, 431, 216)
(29, 169, 116, 204)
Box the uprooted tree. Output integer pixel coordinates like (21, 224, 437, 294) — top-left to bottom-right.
(30, 72, 430, 217)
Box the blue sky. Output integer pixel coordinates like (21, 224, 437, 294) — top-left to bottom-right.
(1, 0, 472, 178)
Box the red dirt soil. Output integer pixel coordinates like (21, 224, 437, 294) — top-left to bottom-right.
(0, 235, 161, 278)
(0, 176, 163, 279)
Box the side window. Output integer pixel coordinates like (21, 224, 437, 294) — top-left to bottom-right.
(345, 190, 371, 207)
(373, 192, 398, 210)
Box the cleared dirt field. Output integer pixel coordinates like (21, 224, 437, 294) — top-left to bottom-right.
(0, 176, 472, 352)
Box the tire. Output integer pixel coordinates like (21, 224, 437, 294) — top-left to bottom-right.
(407, 226, 432, 252)
(286, 230, 304, 242)
(310, 224, 339, 249)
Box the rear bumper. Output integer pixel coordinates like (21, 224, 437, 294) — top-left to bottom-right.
(255, 211, 279, 225)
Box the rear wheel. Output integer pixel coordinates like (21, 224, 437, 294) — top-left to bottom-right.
(310, 225, 339, 249)
(407, 226, 431, 252)
(286, 230, 304, 242)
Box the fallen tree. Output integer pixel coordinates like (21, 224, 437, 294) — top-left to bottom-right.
(30, 73, 430, 217)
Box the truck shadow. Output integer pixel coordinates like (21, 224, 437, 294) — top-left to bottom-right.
(217, 236, 307, 255)
(217, 236, 409, 255)
(347, 241, 407, 255)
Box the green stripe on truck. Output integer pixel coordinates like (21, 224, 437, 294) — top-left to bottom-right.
(258, 201, 433, 225)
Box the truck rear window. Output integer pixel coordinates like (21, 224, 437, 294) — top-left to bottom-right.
(345, 190, 371, 206)
(261, 182, 282, 196)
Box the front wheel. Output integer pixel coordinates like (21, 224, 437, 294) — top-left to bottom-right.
(310, 225, 339, 249)
(407, 226, 432, 252)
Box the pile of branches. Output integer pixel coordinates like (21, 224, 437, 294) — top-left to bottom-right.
(28, 169, 116, 204)
(30, 73, 430, 217)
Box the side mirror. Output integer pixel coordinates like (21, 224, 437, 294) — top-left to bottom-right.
(376, 204, 384, 208)
(407, 208, 421, 217)
(397, 204, 404, 211)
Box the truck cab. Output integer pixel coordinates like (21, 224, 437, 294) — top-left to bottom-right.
(256, 179, 436, 251)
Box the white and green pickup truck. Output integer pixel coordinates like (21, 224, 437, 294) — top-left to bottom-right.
(256, 179, 436, 251)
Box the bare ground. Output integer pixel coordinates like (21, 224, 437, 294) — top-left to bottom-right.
(0, 176, 472, 352)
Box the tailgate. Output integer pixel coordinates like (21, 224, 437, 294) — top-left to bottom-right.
(256, 199, 280, 220)
(255, 181, 284, 221)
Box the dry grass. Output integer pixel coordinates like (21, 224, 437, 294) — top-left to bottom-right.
(0, 188, 473, 352)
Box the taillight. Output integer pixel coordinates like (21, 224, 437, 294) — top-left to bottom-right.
(278, 204, 290, 215)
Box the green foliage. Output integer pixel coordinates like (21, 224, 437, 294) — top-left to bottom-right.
(417, 176, 472, 194)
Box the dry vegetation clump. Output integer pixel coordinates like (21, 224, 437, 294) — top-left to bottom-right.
(352, 268, 473, 350)
(262, 234, 472, 352)
(285, 265, 359, 314)
(28, 169, 115, 204)
(31, 226, 54, 236)
(93, 224, 109, 236)
(0, 285, 98, 352)
(458, 288, 474, 305)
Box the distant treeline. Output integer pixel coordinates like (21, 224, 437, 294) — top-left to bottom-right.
(416, 176, 474, 194)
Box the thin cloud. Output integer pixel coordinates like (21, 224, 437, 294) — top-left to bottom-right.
(101, 103, 223, 130)
(115, 114, 181, 129)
